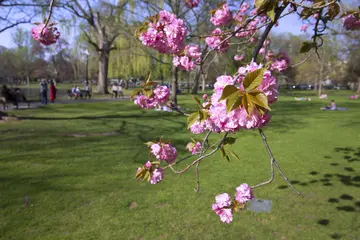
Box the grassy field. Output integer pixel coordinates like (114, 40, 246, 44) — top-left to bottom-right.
(0, 93, 359, 240)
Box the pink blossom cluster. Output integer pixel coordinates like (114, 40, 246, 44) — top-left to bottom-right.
(173, 45, 201, 71)
(212, 184, 253, 223)
(234, 54, 245, 61)
(150, 142, 177, 164)
(31, 24, 60, 46)
(136, 161, 164, 184)
(270, 51, 290, 72)
(235, 183, 253, 203)
(234, 18, 260, 38)
(342, 14, 360, 30)
(233, 2, 250, 22)
(189, 62, 277, 134)
(186, 142, 202, 155)
(210, 3, 232, 26)
(300, 24, 308, 32)
(150, 168, 164, 184)
(185, 0, 200, 8)
(205, 28, 229, 53)
(134, 85, 170, 109)
(139, 10, 187, 54)
(212, 193, 233, 223)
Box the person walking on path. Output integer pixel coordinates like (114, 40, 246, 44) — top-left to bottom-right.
(84, 83, 91, 99)
(49, 80, 57, 103)
(40, 80, 48, 105)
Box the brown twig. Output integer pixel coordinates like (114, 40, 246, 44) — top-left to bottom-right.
(41, 0, 55, 34)
(252, 129, 303, 197)
(290, 50, 316, 68)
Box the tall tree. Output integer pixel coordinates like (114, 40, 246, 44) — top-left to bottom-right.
(60, 0, 130, 93)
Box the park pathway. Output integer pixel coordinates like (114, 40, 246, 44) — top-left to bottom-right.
(3, 97, 130, 111)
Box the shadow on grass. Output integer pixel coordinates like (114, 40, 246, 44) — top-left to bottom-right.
(277, 146, 360, 239)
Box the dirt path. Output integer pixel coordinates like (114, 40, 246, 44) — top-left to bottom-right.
(2, 97, 130, 111)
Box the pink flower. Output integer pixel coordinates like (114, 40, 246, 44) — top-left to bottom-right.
(215, 193, 232, 208)
(153, 85, 170, 104)
(212, 193, 233, 223)
(233, 2, 250, 22)
(185, 0, 200, 8)
(150, 168, 164, 184)
(342, 14, 360, 31)
(185, 45, 201, 60)
(189, 121, 206, 134)
(219, 208, 233, 223)
(300, 24, 308, 32)
(173, 45, 201, 71)
(205, 28, 229, 53)
(235, 183, 253, 203)
(144, 161, 152, 169)
(139, 10, 186, 54)
(202, 94, 208, 100)
(313, 13, 319, 19)
(259, 48, 266, 55)
(234, 54, 245, 61)
(235, 18, 259, 38)
(134, 95, 157, 109)
(210, 3, 232, 26)
(31, 24, 60, 46)
(186, 142, 202, 155)
(150, 142, 177, 164)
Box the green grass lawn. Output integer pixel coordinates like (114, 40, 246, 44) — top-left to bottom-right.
(0, 93, 359, 240)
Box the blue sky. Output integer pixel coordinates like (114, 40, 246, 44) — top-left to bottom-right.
(0, 11, 306, 48)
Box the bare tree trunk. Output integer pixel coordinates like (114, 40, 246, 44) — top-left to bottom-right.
(98, 50, 110, 94)
(191, 66, 201, 94)
(171, 65, 178, 104)
(318, 63, 324, 97)
(201, 74, 206, 92)
(357, 78, 360, 94)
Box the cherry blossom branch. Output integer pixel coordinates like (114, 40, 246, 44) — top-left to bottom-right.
(288, 0, 337, 9)
(290, 50, 316, 68)
(252, 129, 303, 196)
(166, 102, 190, 116)
(41, 0, 55, 34)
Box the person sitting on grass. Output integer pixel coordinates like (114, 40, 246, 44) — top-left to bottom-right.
(321, 100, 336, 110)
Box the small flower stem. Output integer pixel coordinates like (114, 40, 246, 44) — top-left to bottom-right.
(252, 129, 303, 197)
(41, 0, 55, 35)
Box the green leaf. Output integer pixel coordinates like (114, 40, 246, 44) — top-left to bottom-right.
(226, 95, 242, 113)
(144, 171, 150, 182)
(144, 141, 154, 147)
(199, 109, 210, 121)
(243, 68, 266, 91)
(141, 88, 153, 98)
(242, 94, 255, 116)
(144, 81, 158, 87)
(187, 112, 199, 129)
(223, 137, 236, 145)
(192, 95, 203, 108)
(145, 72, 151, 83)
(228, 150, 241, 161)
(255, 0, 265, 9)
(266, 1, 276, 22)
(247, 91, 271, 111)
(134, 25, 148, 38)
(313, 0, 325, 8)
(300, 41, 316, 53)
(300, 8, 313, 19)
(130, 89, 140, 99)
(186, 142, 195, 150)
(219, 85, 240, 101)
(220, 146, 230, 161)
(328, 3, 340, 20)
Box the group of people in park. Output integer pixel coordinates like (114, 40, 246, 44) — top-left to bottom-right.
(70, 82, 91, 100)
(110, 83, 124, 99)
(40, 79, 56, 105)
